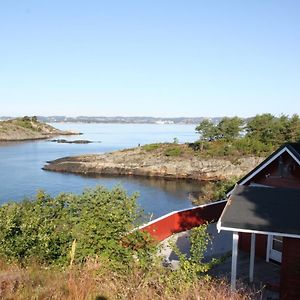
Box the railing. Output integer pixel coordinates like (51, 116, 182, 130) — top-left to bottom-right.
(139, 200, 227, 241)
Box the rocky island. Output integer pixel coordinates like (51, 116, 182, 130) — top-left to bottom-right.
(50, 139, 94, 144)
(43, 143, 263, 181)
(0, 116, 80, 141)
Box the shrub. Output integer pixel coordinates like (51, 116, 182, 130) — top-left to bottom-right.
(233, 138, 273, 156)
(0, 187, 155, 269)
(190, 178, 239, 205)
(164, 146, 182, 157)
(167, 224, 221, 292)
(212, 178, 238, 200)
(141, 143, 160, 151)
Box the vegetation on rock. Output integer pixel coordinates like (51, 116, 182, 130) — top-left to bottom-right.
(141, 143, 161, 152)
(44, 143, 262, 182)
(191, 114, 300, 203)
(195, 113, 300, 157)
(0, 116, 77, 141)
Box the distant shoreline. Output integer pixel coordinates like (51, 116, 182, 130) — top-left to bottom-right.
(48, 121, 197, 125)
(1, 116, 223, 125)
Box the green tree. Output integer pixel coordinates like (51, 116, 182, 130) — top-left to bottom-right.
(31, 116, 38, 122)
(195, 119, 219, 142)
(275, 115, 290, 144)
(246, 114, 300, 146)
(286, 114, 300, 142)
(217, 117, 244, 141)
(246, 113, 276, 144)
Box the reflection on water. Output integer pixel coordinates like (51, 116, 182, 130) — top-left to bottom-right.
(85, 173, 202, 198)
(0, 123, 202, 217)
(64, 172, 204, 205)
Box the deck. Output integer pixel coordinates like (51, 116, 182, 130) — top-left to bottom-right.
(159, 224, 280, 299)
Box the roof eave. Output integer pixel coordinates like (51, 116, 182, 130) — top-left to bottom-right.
(218, 225, 300, 239)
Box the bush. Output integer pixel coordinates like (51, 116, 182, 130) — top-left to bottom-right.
(190, 178, 239, 205)
(141, 143, 160, 151)
(212, 178, 238, 200)
(164, 146, 182, 157)
(167, 224, 222, 294)
(0, 187, 155, 269)
(233, 138, 273, 156)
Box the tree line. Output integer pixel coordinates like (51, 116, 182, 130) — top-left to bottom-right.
(195, 114, 300, 155)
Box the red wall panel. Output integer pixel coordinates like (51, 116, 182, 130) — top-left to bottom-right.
(280, 237, 300, 300)
(239, 232, 267, 259)
(140, 201, 226, 241)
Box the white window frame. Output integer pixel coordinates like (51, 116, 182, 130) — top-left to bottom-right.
(268, 234, 282, 263)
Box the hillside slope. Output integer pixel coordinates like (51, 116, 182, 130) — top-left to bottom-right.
(0, 116, 78, 141)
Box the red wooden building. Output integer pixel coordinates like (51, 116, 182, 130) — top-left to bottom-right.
(230, 143, 300, 261)
(218, 143, 300, 299)
(141, 143, 300, 300)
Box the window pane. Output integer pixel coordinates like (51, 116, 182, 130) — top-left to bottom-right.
(272, 238, 283, 252)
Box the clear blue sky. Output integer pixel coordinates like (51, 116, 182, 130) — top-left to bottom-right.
(0, 1, 299, 117)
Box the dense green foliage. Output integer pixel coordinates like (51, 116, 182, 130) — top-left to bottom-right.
(164, 146, 182, 157)
(195, 119, 219, 142)
(246, 114, 300, 145)
(195, 114, 300, 156)
(191, 178, 239, 205)
(0, 187, 231, 298)
(0, 187, 155, 269)
(217, 117, 244, 141)
(195, 117, 244, 142)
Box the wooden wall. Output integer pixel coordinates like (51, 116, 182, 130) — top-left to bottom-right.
(249, 152, 300, 189)
(280, 237, 300, 300)
(239, 232, 267, 259)
(140, 201, 226, 241)
(239, 152, 300, 256)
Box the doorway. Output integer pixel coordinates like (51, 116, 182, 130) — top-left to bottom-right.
(269, 235, 282, 263)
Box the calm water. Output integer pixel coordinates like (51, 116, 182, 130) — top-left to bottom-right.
(0, 123, 202, 217)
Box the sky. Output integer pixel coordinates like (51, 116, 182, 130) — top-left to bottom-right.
(0, 1, 299, 118)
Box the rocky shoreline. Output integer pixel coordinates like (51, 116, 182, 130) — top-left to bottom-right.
(43, 144, 263, 181)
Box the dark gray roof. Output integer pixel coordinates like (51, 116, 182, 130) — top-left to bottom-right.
(219, 185, 300, 236)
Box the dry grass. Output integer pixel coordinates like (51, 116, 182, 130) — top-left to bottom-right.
(0, 259, 259, 300)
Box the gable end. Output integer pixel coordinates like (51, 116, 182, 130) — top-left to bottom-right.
(227, 144, 300, 196)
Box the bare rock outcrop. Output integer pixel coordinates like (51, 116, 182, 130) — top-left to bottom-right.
(43, 145, 263, 181)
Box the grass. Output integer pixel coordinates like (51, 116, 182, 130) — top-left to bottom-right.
(141, 143, 161, 151)
(164, 146, 182, 157)
(141, 143, 187, 157)
(0, 117, 48, 135)
(0, 259, 256, 300)
(140, 140, 268, 162)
